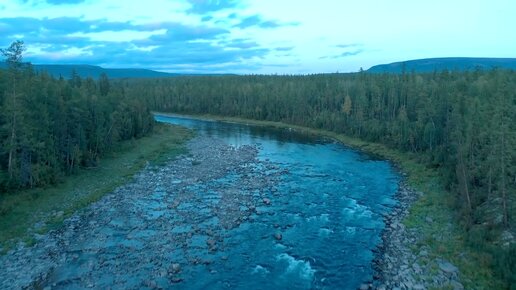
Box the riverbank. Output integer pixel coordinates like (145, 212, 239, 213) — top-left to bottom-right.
(0, 123, 192, 253)
(155, 112, 504, 289)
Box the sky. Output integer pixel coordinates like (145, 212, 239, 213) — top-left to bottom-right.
(0, 0, 515, 74)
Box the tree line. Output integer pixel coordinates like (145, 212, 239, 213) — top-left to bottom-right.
(0, 41, 154, 191)
(121, 70, 515, 285)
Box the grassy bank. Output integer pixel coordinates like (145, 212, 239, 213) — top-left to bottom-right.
(0, 123, 193, 252)
(156, 112, 503, 289)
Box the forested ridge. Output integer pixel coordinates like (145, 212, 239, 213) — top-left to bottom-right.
(123, 70, 515, 285)
(0, 41, 154, 191)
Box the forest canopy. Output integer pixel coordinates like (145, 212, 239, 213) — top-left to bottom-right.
(0, 41, 154, 191)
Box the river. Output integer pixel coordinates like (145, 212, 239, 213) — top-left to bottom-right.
(153, 115, 399, 289)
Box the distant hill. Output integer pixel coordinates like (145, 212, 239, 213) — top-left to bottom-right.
(367, 57, 516, 73)
(0, 62, 178, 79)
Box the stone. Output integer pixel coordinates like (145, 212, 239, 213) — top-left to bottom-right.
(425, 217, 433, 223)
(438, 260, 458, 274)
(170, 277, 183, 283)
(403, 281, 414, 288)
(169, 263, 181, 274)
(358, 283, 369, 290)
(263, 198, 271, 205)
(450, 281, 464, 290)
(274, 232, 282, 241)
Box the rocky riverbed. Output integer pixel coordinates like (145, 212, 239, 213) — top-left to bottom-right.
(0, 136, 285, 289)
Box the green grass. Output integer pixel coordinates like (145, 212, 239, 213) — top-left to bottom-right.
(0, 123, 193, 252)
(155, 112, 504, 289)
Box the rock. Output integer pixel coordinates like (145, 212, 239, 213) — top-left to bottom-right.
(419, 250, 428, 257)
(413, 284, 425, 290)
(450, 281, 464, 290)
(263, 198, 271, 205)
(170, 277, 183, 283)
(425, 216, 433, 223)
(438, 260, 458, 274)
(144, 280, 158, 288)
(169, 263, 181, 274)
(358, 283, 369, 290)
(274, 232, 282, 241)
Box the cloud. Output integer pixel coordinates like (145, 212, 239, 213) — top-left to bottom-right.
(234, 14, 295, 29)
(201, 15, 213, 22)
(141, 22, 228, 44)
(221, 38, 260, 49)
(275, 46, 294, 52)
(45, 0, 86, 4)
(186, 0, 240, 14)
(339, 49, 364, 57)
(0, 17, 143, 36)
(0, 6, 289, 73)
(2, 19, 269, 73)
(335, 43, 361, 48)
(319, 49, 365, 59)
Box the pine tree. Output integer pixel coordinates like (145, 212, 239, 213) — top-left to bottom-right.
(1, 40, 25, 182)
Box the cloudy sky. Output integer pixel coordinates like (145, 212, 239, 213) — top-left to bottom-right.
(1, 0, 515, 74)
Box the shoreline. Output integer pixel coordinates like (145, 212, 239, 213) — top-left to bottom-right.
(368, 181, 464, 290)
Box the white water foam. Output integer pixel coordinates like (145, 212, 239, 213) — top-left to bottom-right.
(341, 199, 372, 218)
(251, 265, 270, 275)
(276, 253, 315, 281)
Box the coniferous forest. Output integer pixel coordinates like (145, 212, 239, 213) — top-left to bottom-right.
(0, 41, 154, 190)
(121, 70, 515, 283)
